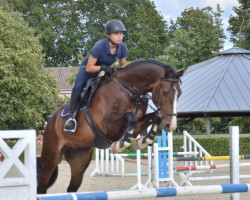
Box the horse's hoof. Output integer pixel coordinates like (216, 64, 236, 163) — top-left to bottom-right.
(133, 138, 153, 150)
(110, 141, 131, 154)
(110, 143, 118, 154)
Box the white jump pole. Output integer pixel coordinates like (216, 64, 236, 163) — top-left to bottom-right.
(230, 126, 240, 200)
(130, 139, 142, 188)
(145, 145, 154, 188)
(130, 134, 148, 189)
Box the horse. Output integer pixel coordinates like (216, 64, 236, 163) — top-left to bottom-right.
(37, 59, 187, 194)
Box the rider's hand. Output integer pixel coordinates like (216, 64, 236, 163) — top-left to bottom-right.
(100, 64, 114, 75)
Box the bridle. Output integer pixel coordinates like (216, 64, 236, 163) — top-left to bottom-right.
(110, 74, 181, 119)
(110, 74, 149, 112)
(154, 77, 180, 118)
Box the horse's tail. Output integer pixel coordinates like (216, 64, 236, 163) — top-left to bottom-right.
(36, 156, 58, 188)
(37, 156, 42, 181)
(47, 166, 58, 188)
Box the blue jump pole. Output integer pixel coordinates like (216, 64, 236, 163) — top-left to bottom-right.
(157, 136, 162, 178)
(162, 130, 167, 178)
(37, 183, 250, 200)
(157, 130, 168, 179)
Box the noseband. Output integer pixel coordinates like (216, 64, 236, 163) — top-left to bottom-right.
(155, 78, 180, 118)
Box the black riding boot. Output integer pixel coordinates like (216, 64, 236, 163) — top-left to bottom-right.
(64, 92, 81, 133)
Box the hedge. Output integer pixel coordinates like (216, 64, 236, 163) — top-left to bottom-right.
(107, 136, 250, 157)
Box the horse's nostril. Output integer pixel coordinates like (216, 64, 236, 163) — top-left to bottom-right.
(165, 123, 170, 132)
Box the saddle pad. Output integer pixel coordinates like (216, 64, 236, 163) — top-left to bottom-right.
(61, 103, 85, 118)
(61, 103, 70, 117)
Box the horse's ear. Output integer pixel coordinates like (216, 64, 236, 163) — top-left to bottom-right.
(177, 67, 188, 77)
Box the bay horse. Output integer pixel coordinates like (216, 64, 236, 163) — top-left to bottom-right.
(37, 59, 186, 194)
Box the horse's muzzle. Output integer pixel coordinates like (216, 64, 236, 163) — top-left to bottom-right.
(162, 118, 177, 133)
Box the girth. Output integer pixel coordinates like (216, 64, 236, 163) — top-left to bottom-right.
(82, 76, 114, 149)
(83, 108, 113, 149)
(61, 75, 114, 149)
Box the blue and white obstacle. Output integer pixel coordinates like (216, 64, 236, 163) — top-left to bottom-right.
(37, 183, 250, 200)
(1, 127, 248, 200)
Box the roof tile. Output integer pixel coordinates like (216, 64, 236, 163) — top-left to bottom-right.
(44, 67, 77, 90)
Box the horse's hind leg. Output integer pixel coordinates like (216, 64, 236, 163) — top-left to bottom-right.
(64, 147, 93, 192)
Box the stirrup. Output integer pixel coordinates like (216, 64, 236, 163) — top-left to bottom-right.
(64, 118, 77, 133)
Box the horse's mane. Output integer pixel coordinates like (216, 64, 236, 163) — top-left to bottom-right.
(124, 59, 170, 69)
(123, 59, 179, 80)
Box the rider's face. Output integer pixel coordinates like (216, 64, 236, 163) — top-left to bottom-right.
(108, 32, 124, 45)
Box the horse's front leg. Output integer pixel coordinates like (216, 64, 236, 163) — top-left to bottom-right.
(133, 112, 161, 150)
(111, 112, 137, 154)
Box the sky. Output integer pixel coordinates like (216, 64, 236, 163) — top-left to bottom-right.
(152, 0, 240, 50)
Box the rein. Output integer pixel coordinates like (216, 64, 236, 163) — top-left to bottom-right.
(111, 74, 149, 113)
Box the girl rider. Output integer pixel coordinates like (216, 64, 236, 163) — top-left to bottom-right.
(64, 19, 128, 133)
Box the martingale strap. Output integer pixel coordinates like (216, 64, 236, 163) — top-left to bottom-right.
(111, 75, 149, 113)
(83, 108, 113, 149)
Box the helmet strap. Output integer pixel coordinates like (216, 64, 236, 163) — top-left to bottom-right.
(108, 38, 119, 47)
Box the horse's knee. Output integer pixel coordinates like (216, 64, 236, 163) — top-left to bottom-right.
(125, 112, 137, 127)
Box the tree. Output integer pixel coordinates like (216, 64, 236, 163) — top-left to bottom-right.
(7, 0, 86, 67)
(6, 0, 168, 66)
(228, 0, 250, 49)
(0, 1, 64, 130)
(125, 1, 168, 60)
(160, 6, 226, 69)
(177, 118, 221, 134)
(229, 117, 250, 133)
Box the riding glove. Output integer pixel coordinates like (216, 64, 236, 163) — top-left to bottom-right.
(100, 64, 114, 75)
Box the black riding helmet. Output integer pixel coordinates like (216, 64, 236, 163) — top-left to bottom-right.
(105, 19, 126, 34)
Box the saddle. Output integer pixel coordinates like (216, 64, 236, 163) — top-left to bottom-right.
(61, 76, 102, 117)
(61, 74, 113, 149)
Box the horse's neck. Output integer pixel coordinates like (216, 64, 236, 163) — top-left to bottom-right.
(118, 67, 161, 94)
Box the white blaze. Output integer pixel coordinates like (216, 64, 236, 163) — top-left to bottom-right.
(170, 86, 178, 131)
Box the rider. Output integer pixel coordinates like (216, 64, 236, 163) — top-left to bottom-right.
(64, 19, 128, 133)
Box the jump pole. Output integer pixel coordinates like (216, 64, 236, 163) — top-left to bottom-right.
(174, 155, 250, 162)
(177, 126, 243, 189)
(230, 126, 240, 200)
(176, 162, 250, 171)
(130, 134, 148, 189)
(153, 130, 178, 187)
(37, 183, 250, 200)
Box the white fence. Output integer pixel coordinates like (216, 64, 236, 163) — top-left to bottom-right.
(0, 130, 36, 200)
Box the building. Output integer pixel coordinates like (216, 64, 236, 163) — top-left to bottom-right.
(177, 47, 250, 135)
(44, 67, 77, 98)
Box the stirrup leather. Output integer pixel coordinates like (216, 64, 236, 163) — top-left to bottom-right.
(64, 118, 77, 133)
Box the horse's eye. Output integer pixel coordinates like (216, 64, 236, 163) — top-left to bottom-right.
(162, 91, 168, 96)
